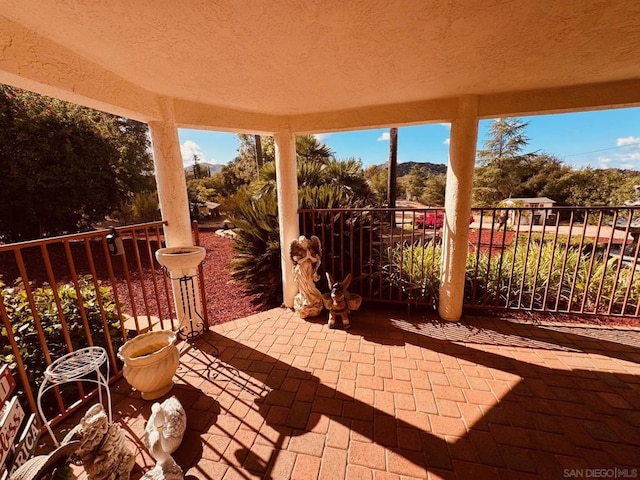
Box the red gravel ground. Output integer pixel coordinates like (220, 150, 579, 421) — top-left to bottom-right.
(197, 231, 267, 325)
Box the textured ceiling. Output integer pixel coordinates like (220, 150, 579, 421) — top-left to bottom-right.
(1, 0, 640, 123)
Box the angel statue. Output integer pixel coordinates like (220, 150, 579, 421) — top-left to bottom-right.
(290, 235, 324, 318)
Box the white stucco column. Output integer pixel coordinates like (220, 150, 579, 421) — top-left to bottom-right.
(148, 100, 192, 247)
(149, 99, 203, 333)
(438, 96, 478, 321)
(274, 129, 300, 308)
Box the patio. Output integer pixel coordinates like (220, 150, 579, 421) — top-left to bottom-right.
(55, 306, 640, 479)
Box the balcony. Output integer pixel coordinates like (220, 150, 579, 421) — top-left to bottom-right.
(3, 210, 640, 478)
(50, 306, 640, 479)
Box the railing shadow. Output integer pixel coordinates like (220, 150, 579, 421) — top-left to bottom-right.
(167, 309, 640, 478)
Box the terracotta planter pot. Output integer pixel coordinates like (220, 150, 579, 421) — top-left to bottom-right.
(118, 330, 179, 400)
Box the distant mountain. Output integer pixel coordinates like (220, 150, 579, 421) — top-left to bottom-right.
(184, 162, 223, 176)
(377, 161, 447, 177)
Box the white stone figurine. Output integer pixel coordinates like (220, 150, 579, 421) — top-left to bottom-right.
(140, 442, 184, 480)
(143, 396, 187, 457)
(63, 403, 135, 480)
(290, 235, 324, 318)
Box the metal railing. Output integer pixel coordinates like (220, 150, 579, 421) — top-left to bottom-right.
(300, 207, 442, 307)
(300, 206, 640, 318)
(0, 221, 207, 428)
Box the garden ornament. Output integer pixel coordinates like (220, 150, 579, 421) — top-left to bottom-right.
(323, 273, 360, 329)
(141, 396, 186, 480)
(143, 396, 187, 456)
(289, 235, 324, 318)
(62, 403, 135, 480)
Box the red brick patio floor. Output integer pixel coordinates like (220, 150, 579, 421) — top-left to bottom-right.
(62, 306, 640, 479)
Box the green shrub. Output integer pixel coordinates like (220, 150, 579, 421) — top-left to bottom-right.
(382, 242, 441, 303)
(1, 276, 123, 403)
(380, 236, 640, 314)
(230, 191, 283, 306)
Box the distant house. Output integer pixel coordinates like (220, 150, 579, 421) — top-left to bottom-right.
(191, 201, 220, 219)
(502, 197, 557, 225)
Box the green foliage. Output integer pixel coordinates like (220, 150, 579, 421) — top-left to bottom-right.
(403, 165, 427, 200)
(382, 242, 442, 303)
(0, 85, 154, 241)
(364, 165, 388, 203)
(1, 276, 123, 398)
(378, 234, 640, 314)
(419, 174, 447, 206)
(230, 191, 282, 305)
(467, 238, 640, 313)
(187, 179, 216, 204)
(117, 191, 160, 223)
(477, 118, 530, 163)
(231, 175, 374, 306)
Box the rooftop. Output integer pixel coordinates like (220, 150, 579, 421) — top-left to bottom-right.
(55, 306, 640, 479)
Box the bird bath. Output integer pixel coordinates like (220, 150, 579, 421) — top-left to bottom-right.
(155, 246, 206, 276)
(155, 246, 207, 338)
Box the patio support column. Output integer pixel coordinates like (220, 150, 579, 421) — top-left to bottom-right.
(439, 96, 478, 322)
(274, 128, 300, 308)
(148, 99, 192, 247)
(149, 99, 203, 334)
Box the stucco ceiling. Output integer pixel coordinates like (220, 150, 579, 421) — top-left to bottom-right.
(1, 0, 640, 130)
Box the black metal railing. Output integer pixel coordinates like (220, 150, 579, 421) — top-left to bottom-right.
(300, 206, 640, 318)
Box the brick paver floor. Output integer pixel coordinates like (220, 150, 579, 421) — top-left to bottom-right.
(63, 306, 640, 479)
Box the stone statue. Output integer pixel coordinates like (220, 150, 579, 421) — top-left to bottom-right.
(141, 396, 187, 480)
(289, 235, 324, 318)
(322, 273, 362, 329)
(63, 404, 135, 480)
(143, 396, 187, 456)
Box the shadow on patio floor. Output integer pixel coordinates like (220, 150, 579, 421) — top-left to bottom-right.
(59, 306, 640, 479)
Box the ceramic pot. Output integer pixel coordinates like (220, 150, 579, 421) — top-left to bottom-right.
(118, 330, 179, 400)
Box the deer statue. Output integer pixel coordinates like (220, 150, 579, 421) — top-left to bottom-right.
(324, 273, 353, 329)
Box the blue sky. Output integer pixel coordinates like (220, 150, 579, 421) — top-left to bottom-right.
(178, 107, 640, 171)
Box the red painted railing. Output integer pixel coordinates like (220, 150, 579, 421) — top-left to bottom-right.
(0, 221, 207, 430)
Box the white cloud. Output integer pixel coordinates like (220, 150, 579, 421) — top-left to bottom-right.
(180, 140, 215, 166)
(438, 123, 451, 129)
(377, 132, 390, 142)
(315, 133, 331, 141)
(616, 136, 640, 146)
(443, 138, 450, 145)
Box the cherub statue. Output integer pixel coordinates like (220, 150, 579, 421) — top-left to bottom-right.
(289, 235, 324, 318)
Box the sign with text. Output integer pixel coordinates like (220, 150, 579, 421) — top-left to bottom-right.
(0, 366, 16, 407)
(7, 414, 40, 475)
(0, 396, 25, 467)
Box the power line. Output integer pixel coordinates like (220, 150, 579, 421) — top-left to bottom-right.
(563, 141, 640, 158)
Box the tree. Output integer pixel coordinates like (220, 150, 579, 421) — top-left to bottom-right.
(405, 165, 427, 200)
(420, 174, 447, 206)
(254, 135, 264, 168)
(0, 85, 154, 241)
(364, 165, 388, 203)
(231, 154, 371, 305)
(387, 128, 398, 208)
(296, 135, 334, 164)
(473, 118, 535, 205)
(191, 154, 203, 179)
(477, 118, 530, 164)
